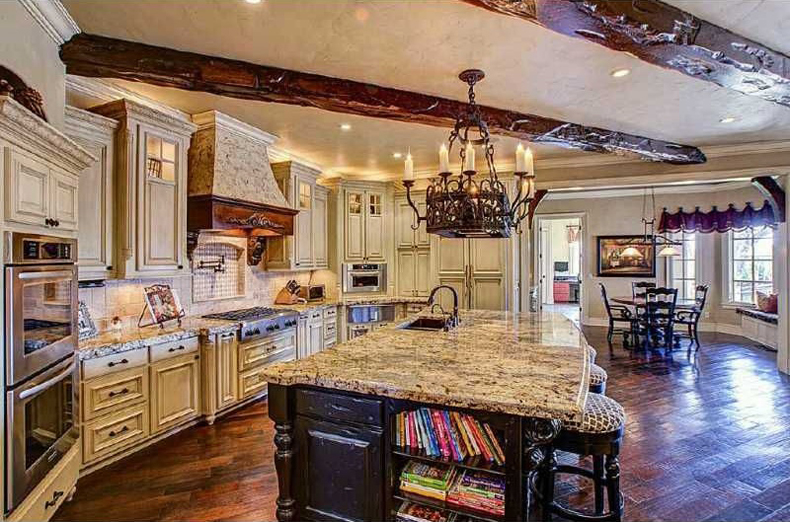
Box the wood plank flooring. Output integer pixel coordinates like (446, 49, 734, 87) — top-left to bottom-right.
(54, 328, 790, 522)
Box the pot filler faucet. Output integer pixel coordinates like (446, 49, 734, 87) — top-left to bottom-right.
(427, 285, 460, 328)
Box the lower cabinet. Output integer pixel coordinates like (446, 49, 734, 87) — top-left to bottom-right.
(149, 353, 201, 434)
(216, 331, 239, 410)
(83, 402, 149, 464)
(297, 306, 338, 358)
(294, 415, 384, 522)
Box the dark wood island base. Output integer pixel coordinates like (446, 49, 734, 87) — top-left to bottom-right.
(269, 383, 562, 522)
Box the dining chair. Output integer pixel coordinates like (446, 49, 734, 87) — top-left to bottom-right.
(674, 284, 709, 350)
(631, 281, 656, 299)
(634, 287, 678, 351)
(599, 283, 633, 345)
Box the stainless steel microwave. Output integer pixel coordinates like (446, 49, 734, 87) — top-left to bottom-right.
(342, 263, 386, 294)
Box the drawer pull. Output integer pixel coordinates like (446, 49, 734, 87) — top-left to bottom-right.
(107, 358, 129, 368)
(168, 345, 186, 353)
(108, 425, 130, 438)
(44, 490, 64, 509)
(108, 387, 130, 398)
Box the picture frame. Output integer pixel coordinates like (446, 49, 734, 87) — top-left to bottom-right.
(596, 235, 656, 278)
(139, 284, 185, 328)
(77, 300, 98, 341)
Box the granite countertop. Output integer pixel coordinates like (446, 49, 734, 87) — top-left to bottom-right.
(262, 310, 590, 422)
(77, 317, 238, 361)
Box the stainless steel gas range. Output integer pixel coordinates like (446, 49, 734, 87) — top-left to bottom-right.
(202, 307, 299, 378)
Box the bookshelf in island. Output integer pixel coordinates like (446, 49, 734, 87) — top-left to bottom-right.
(263, 309, 592, 522)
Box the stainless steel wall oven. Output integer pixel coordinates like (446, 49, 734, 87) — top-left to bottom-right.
(4, 232, 79, 513)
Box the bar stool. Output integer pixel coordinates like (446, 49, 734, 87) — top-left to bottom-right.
(534, 393, 626, 522)
(589, 364, 608, 394)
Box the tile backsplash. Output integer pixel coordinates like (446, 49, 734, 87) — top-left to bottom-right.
(79, 238, 337, 331)
(192, 240, 246, 302)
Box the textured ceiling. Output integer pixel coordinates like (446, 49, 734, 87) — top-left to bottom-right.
(62, 0, 790, 178)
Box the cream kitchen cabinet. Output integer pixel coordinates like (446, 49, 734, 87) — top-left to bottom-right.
(65, 106, 119, 281)
(395, 193, 431, 297)
(90, 99, 196, 278)
(149, 352, 201, 434)
(4, 149, 79, 233)
(297, 306, 337, 358)
(202, 331, 239, 424)
(433, 236, 510, 311)
(395, 196, 429, 249)
(342, 183, 390, 263)
(268, 161, 329, 270)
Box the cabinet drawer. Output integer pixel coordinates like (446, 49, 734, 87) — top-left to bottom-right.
(8, 444, 80, 522)
(323, 306, 337, 319)
(150, 336, 199, 362)
(238, 332, 296, 372)
(82, 365, 148, 421)
(238, 367, 269, 399)
(296, 388, 383, 427)
(82, 348, 148, 380)
(309, 309, 323, 321)
(323, 320, 337, 340)
(83, 403, 149, 464)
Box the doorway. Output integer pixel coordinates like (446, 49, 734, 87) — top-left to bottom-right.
(535, 215, 584, 325)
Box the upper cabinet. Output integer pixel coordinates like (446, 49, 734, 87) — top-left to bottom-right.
(395, 192, 431, 297)
(90, 99, 196, 279)
(395, 195, 429, 249)
(268, 161, 329, 271)
(65, 107, 119, 281)
(341, 183, 390, 263)
(0, 96, 93, 238)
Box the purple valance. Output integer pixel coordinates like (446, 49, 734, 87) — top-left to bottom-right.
(658, 200, 777, 234)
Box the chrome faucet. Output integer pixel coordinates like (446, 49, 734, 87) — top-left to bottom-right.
(427, 285, 460, 328)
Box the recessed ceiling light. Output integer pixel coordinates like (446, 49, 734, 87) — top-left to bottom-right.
(392, 152, 403, 159)
(610, 68, 631, 78)
(244, 0, 262, 4)
(719, 116, 737, 124)
(339, 123, 352, 131)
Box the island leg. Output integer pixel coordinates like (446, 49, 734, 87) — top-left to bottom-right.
(523, 418, 562, 522)
(268, 384, 296, 522)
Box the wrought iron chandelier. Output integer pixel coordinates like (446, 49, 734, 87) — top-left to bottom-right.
(622, 187, 681, 258)
(402, 69, 536, 238)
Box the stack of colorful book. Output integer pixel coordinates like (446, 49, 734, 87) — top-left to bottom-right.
(447, 469, 506, 517)
(399, 461, 457, 501)
(394, 409, 506, 465)
(395, 501, 448, 522)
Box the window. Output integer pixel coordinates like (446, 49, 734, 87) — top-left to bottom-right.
(667, 231, 696, 300)
(145, 135, 176, 182)
(368, 194, 382, 216)
(727, 227, 773, 305)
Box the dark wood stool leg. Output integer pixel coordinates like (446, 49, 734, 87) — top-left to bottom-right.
(541, 449, 557, 521)
(605, 455, 621, 522)
(593, 455, 604, 515)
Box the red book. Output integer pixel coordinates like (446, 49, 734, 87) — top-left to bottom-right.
(431, 409, 451, 458)
(484, 423, 506, 464)
(458, 414, 480, 456)
(437, 410, 459, 461)
(410, 411, 418, 449)
(467, 416, 493, 461)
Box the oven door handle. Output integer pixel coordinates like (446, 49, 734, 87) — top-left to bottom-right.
(18, 270, 74, 281)
(18, 362, 75, 400)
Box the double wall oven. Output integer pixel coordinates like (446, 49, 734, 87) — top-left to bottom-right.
(4, 232, 79, 513)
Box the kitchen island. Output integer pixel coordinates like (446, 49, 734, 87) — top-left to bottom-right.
(262, 310, 591, 522)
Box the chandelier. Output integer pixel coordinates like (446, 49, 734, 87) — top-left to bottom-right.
(402, 69, 536, 238)
(623, 187, 681, 258)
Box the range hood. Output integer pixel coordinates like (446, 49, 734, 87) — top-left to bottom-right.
(187, 111, 297, 265)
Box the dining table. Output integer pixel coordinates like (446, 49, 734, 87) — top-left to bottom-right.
(611, 296, 699, 311)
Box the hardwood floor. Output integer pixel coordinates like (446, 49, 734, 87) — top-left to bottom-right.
(54, 328, 790, 522)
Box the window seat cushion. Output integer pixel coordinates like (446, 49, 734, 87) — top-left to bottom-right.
(736, 307, 778, 325)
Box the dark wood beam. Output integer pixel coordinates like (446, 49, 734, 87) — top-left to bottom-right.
(60, 33, 704, 164)
(752, 176, 786, 223)
(462, 0, 790, 109)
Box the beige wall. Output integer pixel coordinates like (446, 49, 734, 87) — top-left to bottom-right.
(537, 184, 769, 327)
(0, 1, 66, 129)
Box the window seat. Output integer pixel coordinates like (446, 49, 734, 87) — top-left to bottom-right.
(736, 307, 778, 350)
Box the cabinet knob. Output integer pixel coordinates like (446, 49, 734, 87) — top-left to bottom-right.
(108, 387, 130, 398)
(177, 265, 184, 270)
(107, 358, 129, 368)
(54, 219, 60, 227)
(44, 218, 53, 226)
(106, 265, 113, 270)
(108, 425, 130, 438)
(44, 490, 64, 509)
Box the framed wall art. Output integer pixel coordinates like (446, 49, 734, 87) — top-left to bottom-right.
(597, 235, 656, 278)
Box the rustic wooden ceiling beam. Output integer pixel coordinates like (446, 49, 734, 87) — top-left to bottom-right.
(462, 0, 790, 109)
(60, 33, 705, 164)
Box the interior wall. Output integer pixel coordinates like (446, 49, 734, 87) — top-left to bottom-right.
(537, 184, 767, 327)
(0, 1, 66, 130)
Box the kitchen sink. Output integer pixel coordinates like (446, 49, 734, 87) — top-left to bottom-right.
(398, 317, 451, 331)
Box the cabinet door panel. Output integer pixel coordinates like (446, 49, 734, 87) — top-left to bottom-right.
(6, 149, 49, 226)
(415, 200, 430, 247)
(364, 192, 385, 260)
(436, 237, 466, 274)
(216, 332, 238, 409)
(395, 200, 415, 249)
(471, 277, 506, 311)
(415, 249, 432, 297)
(309, 321, 323, 355)
(150, 353, 200, 433)
(144, 180, 178, 266)
(436, 276, 468, 311)
(469, 238, 505, 275)
(295, 416, 383, 522)
(51, 171, 79, 231)
(396, 249, 416, 297)
(313, 191, 328, 267)
(296, 179, 313, 266)
(77, 142, 112, 274)
(345, 191, 365, 261)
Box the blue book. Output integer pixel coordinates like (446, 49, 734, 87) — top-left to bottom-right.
(421, 408, 440, 457)
(442, 410, 463, 460)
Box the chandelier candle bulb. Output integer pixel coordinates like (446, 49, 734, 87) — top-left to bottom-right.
(525, 146, 534, 174)
(404, 151, 414, 180)
(439, 143, 450, 173)
(463, 142, 475, 172)
(515, 143, 526, 172)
